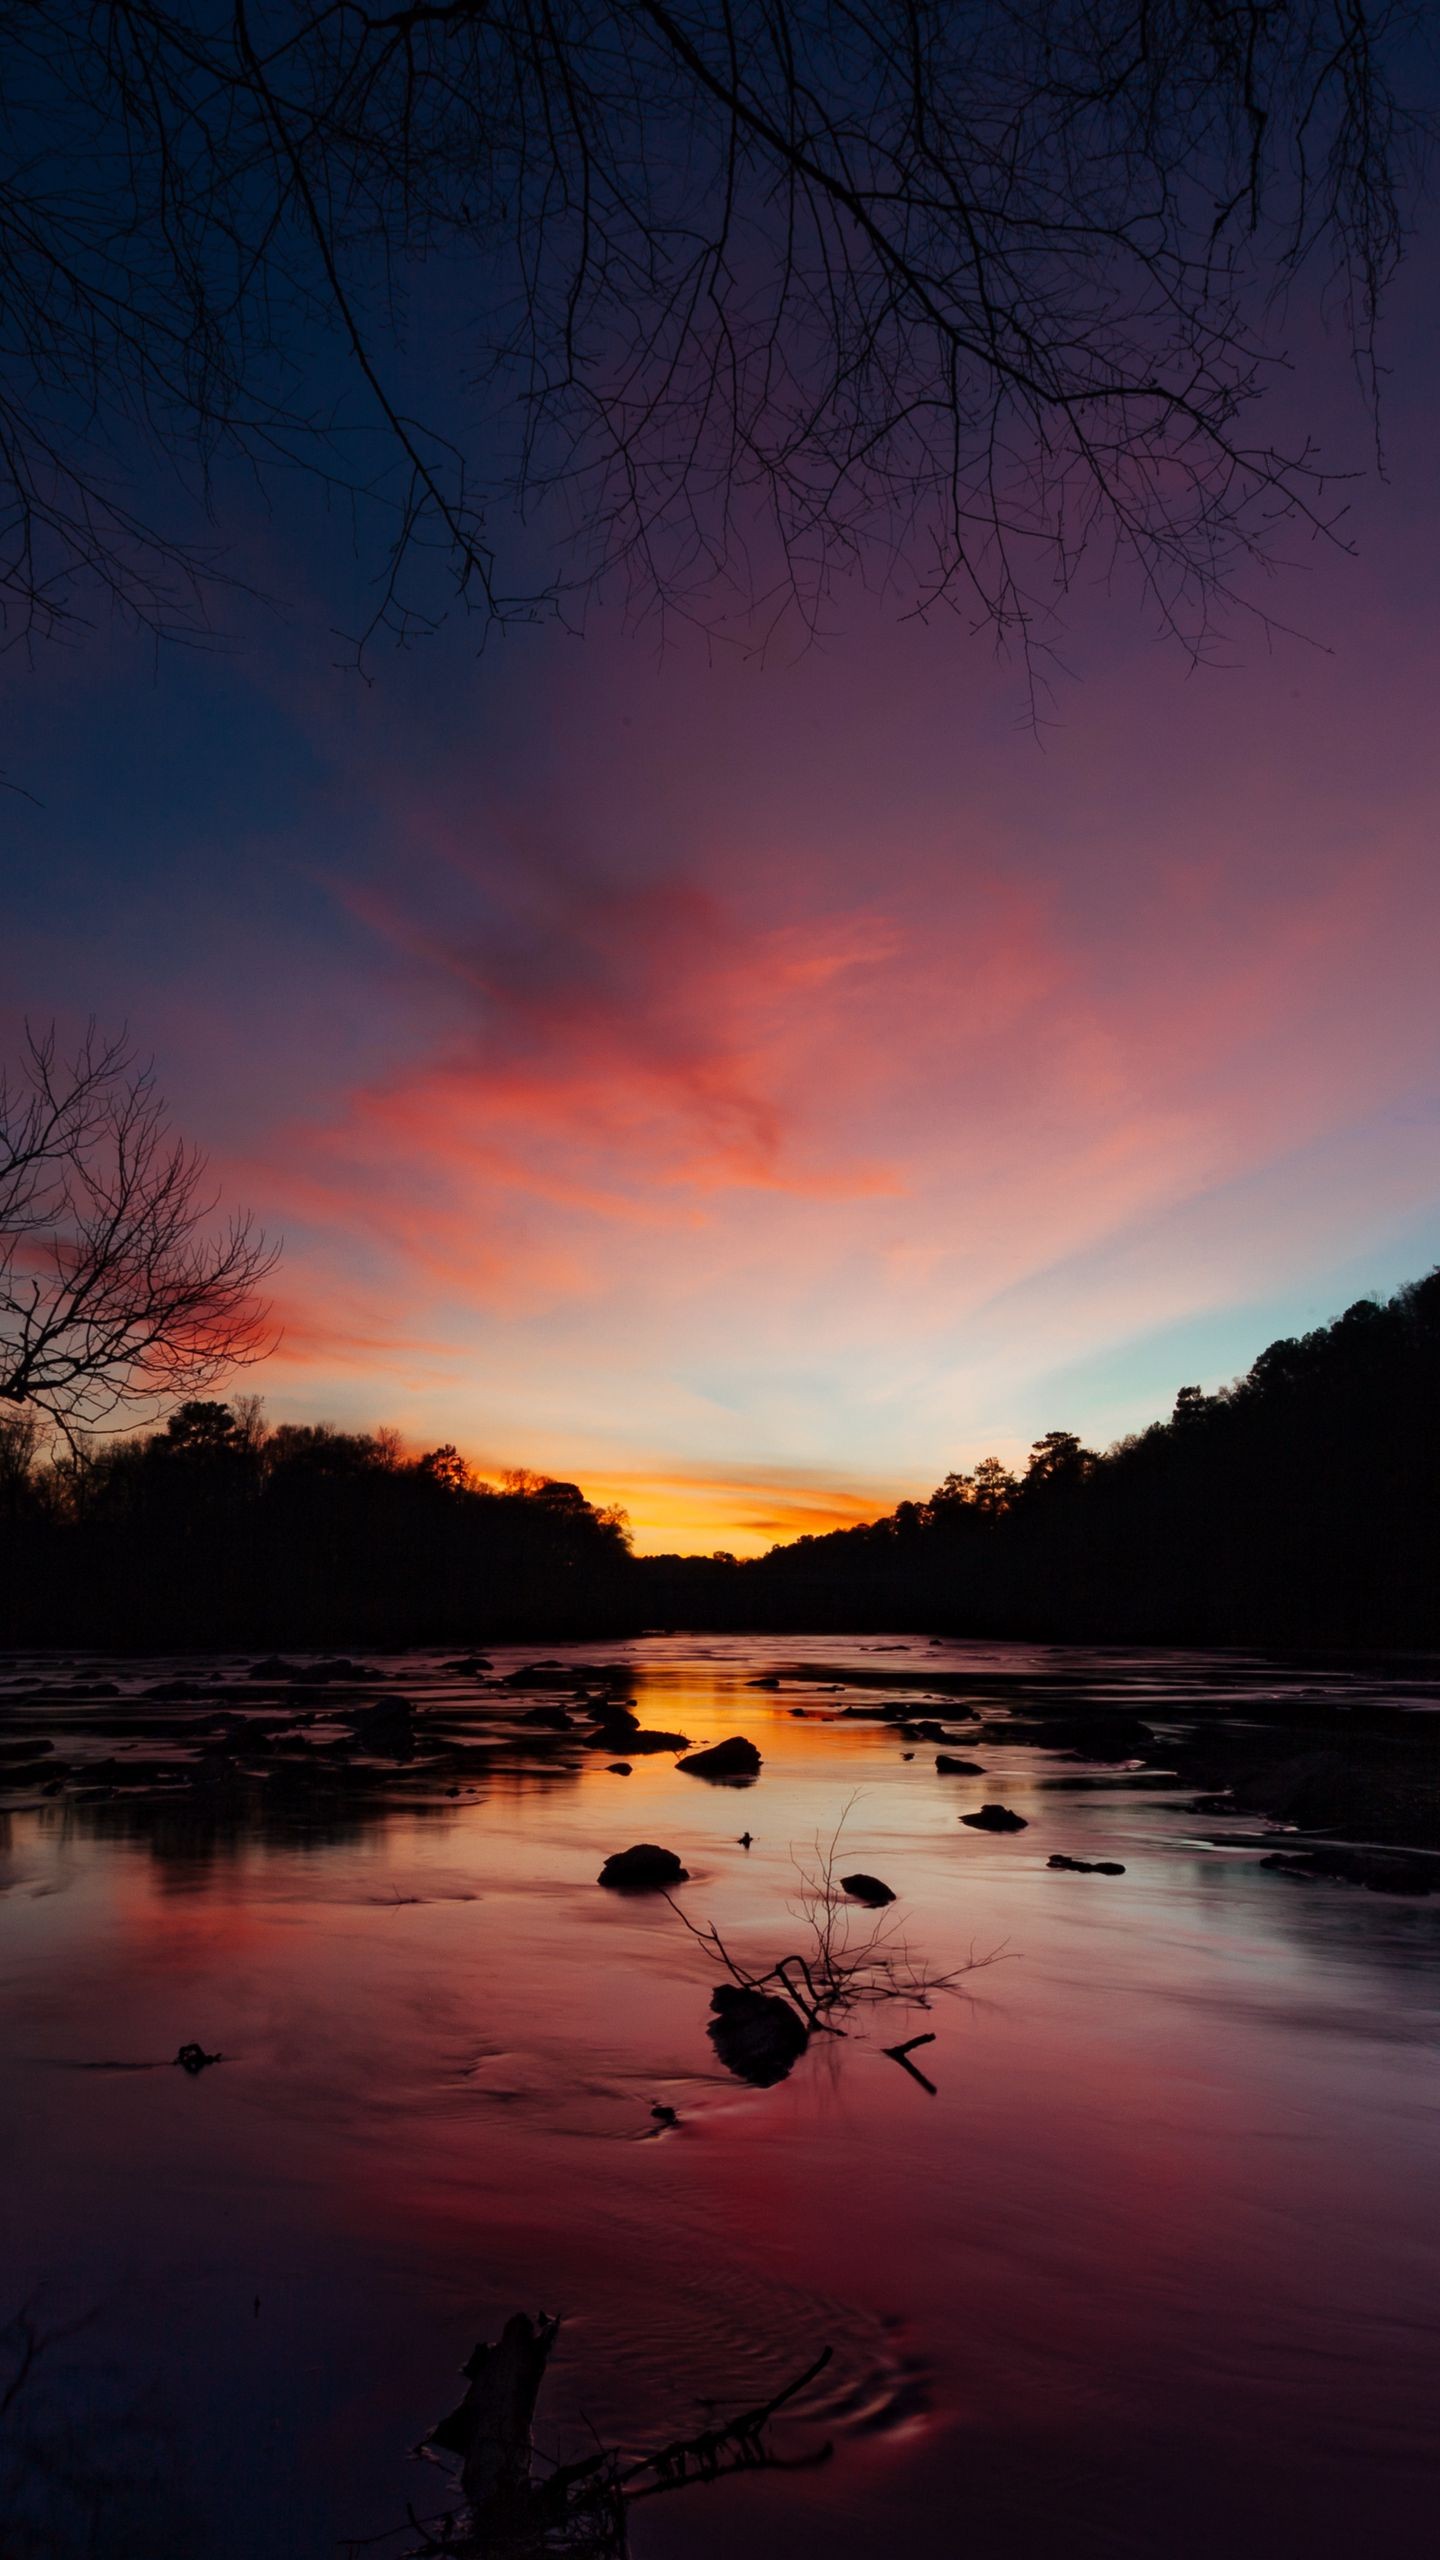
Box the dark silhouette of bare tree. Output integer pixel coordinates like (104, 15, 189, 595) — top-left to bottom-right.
(0, 2, 1426, 676)
(0, 1024, 277, 1444)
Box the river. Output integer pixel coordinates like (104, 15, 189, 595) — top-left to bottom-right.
(2, 1635, 1437, 2557)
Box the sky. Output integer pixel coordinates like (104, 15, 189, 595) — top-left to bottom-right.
(4, 264, 1439, 1554)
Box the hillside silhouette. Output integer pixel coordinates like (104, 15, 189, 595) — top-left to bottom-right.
(1, 1268, 1436, 1648)
(648, 1268, 1440, 1647)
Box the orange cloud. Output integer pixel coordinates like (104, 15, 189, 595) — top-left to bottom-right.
(246, 870, 907, 1338)
(208, 700, 1440, 1539)
(572, 1464, 907, 1557)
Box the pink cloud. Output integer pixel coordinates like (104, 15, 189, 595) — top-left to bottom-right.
(247, 869, 906, 1328)
(169, 542, 1440, 1547)
(230, 819, 1437, 1414)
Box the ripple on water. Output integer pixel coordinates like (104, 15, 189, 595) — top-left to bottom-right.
(536, 2214, 937, 2452)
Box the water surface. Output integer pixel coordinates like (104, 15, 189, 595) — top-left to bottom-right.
(2, 1636, 1438, 2557)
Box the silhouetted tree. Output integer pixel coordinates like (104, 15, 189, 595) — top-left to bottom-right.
(414, 1443, 472, 1493)
(0, 1025, 276, 1445)
(0, 1406, 44, 1527)
(1023, 1429, 1093, 1488)
(162, 1399, 248, 1458)
(970, 1456, 1018, 1518)
(645, 1267, 1440, 1645)
(0, 1400, 634, 1645)
(4, 1264, 1436, 1650)
(0, 2, 1422, 672)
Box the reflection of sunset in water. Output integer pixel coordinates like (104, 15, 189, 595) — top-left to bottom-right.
(3, 1637, 1438, 2558)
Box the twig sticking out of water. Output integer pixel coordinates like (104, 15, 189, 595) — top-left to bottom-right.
(883, 2033, 938, 2094)
(665, 1801, 1006, 2038)
(621, 2345, 834, 2502)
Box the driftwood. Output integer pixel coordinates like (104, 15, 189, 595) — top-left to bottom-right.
(883, 2033, 938, 2095)
(428, 2312, 559, 2524)
(621, 2345, 833, 2501)
(400, 2324, 832, 2557)
(664, 1802, 1006, 2064)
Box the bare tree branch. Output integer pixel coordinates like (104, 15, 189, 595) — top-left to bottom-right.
(0, 1022, 279, 1444)
(668, 1796, 1009, 2033)
(0, 3, 1427, 680)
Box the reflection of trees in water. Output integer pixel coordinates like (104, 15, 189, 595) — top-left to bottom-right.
(0, 2304, 195, 2560)
(37, 1762, 586, 1874)
(1159, 1838, 1440, 2023)
(8, 1658, 630, 1884)
(0, 2296, 838, 2560)
(40, 1782, 397, 1872)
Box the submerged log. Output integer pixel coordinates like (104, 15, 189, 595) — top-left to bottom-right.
(418, 2321, 832, 2554)
(429, 2310, 560, 2521)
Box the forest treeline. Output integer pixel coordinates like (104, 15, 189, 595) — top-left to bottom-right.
(0, 1408, 634, 1648)
(1, 1268, 1437, 1649)
(647, 1268, 1440, 1647)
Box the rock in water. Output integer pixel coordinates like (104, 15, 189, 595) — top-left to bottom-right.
(1048, 1853, 1126, 1875)
(1261, 1845, 1438, 1896)
(707, 1984, 809, 2085)
(676, 1735, 761, 1781)
(935, 1754, 984, 1775)
(598, 1843, 689, 1890)
(840, 1871, 896, 1907)
(588, 1701, 640, 1747)
(589, 1704, 692, 1753)
(288, 1657, 378, 1685)
(960, 1803, 1028, 1832)
(348, 1697, 416, 1758)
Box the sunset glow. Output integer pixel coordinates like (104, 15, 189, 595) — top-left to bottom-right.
(5, 285, 1440, 1555)
(6, 21, 1440, 2558)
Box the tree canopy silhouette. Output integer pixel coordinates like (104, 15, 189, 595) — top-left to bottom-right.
(0, 1, 1425, 671)
(645, 1267, 1440, 1646)
(0, 1025, 276, 1445)
(1, 1264, 1436, 1647)
(0, 1400, 633, 1645)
